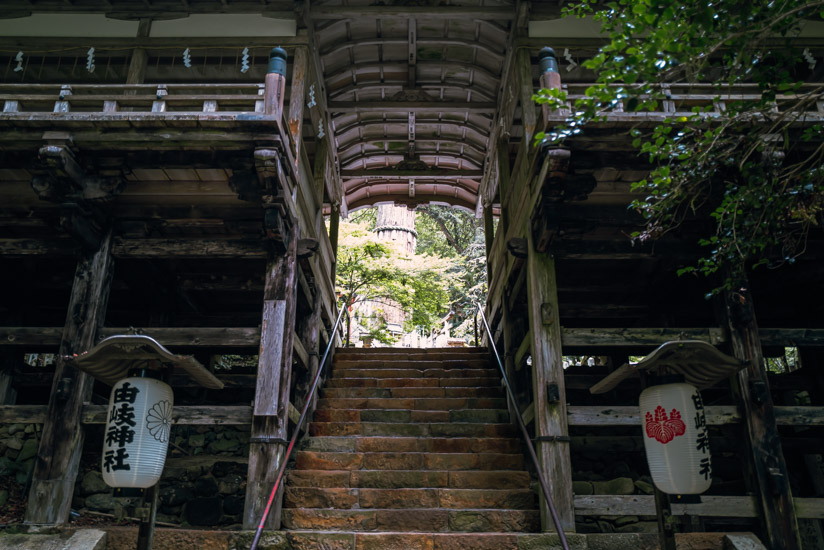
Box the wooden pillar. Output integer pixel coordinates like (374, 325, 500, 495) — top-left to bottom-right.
(126, 19, 151, 85)
(517, 48, 538, 143)
(526, 232, 574, 532)
(288, 47, 309, 164)
(329, 204, 340, 261)
(243, 228, 299, 530)
(721, 283, 801, 550)
(483, 204, 495, 285)
(25, 228, 114, 525)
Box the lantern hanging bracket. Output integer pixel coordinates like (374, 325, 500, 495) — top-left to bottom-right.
(589, 340, 747, 394)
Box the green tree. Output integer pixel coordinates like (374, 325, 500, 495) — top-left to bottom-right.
(416, 206, 487, 340)
(335, 221, 452, 345)
(535, 0, 824, 291)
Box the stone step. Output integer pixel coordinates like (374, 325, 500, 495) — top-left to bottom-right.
(334, 348, 488, 358)
(317, 397, 508, 410)
(313, 408, 510, 424)
(299, 436, 522, 454)
(275, 531, 585, 550)
(322, 386, 504, 399)
(325, 377, 501, 389)
(308, 422, 517, 438)
(284, 487, 537, 510)
(332, 359, 492, 369)
(331, 368, 497, 379)
(281, 508, 540, 532)
(286, 469, 531, 489)
(295, 451, 525, 471)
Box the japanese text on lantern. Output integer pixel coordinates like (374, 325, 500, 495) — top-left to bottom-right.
(103, 382, 139, 473)
(692, 391, 711, 480)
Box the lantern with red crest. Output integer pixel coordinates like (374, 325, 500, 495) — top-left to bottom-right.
(640, 379, 711, 494)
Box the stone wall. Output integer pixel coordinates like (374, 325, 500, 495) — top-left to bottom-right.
(0, 423, 40, 513)
(72, 425, 251, 528)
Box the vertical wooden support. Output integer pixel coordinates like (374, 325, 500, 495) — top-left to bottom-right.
(288, 47, 309, 164)
(517, 48, 538, 143)
(244, 228, 299, 530)
(483, 204, 495, 284)
(526, 232, 574, 532)
(126, 18, 151, 85)
(722, 283, 801, 549)
(25, 228, 114, 525)
(329, 204, 340, 262)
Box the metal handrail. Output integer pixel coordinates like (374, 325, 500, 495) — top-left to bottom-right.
(476, 303, 570, 550)
(250, 304, 348, 550)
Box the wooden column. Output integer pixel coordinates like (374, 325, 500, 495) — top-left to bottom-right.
(25, 228, 114, 525)
(526, 232, 574, 532)
(126, 19, 151, 85)
(722, 283, 801, 549)
(288, 47, 309, 163)
(329, 204, 340, 261)
(483, 204, 495, 285)
(516, 48, 538, 143)
(243, 228, 299, 530)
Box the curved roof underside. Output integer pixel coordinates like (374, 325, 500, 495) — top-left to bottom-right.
(312, 2, 511, 211)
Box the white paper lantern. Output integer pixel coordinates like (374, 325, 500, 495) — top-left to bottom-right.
(639, 382, 712, 494)
(102, 376, 174, 489)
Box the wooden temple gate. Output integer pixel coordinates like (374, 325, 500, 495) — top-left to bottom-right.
(0, 2, 823, 548)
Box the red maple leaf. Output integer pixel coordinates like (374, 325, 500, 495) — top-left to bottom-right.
(645, 406, 687, 444)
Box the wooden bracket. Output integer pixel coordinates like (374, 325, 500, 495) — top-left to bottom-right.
(32, 144, 124, 203)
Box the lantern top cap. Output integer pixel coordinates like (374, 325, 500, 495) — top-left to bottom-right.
(66, 334, 223, 390)
(538, 47, 557, 60)
(589, 340, 747, 394)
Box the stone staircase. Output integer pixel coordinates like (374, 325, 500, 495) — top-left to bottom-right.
(281, 347, 543, 549)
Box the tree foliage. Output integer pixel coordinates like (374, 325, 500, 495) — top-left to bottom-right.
(416, 206, 487, 338)
(535, 0, 824, 291)
(335, 221, 452, 344)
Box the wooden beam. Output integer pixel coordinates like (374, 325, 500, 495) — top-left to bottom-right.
(25, 228, 114, 526)
(574, 495, 824, 519)
(2, 326, 812, 350)
(244, 227, 299, 530)
(309, 6, 515, 19)
(560, 327, 727, 348)
(477, 2, 526, 208)
(722, 284, 802, 549)
(341, 169, 483, 179)
(526, 232, 574, 531)
(327, 101, 497, 114)
(302, 10, 342, 207)
(5, 404, 823, 428)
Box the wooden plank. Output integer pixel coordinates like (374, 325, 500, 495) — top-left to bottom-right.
(292, 328, 309, 368)
(722, 284, 802, 550)
(567, 405, 741, 426)
(514, 329, 531, 369)
(526, 232, 574, 531)
(244, 228, 298, 530)
(25, 229, 114, 526)
(561, 327, 727, 348)
(112, 238, 266, 259)
(80, 405, 252, 425)
(574, 495, 824, 519)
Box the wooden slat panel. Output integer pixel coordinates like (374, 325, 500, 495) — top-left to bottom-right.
(576, 495, 824, 519)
